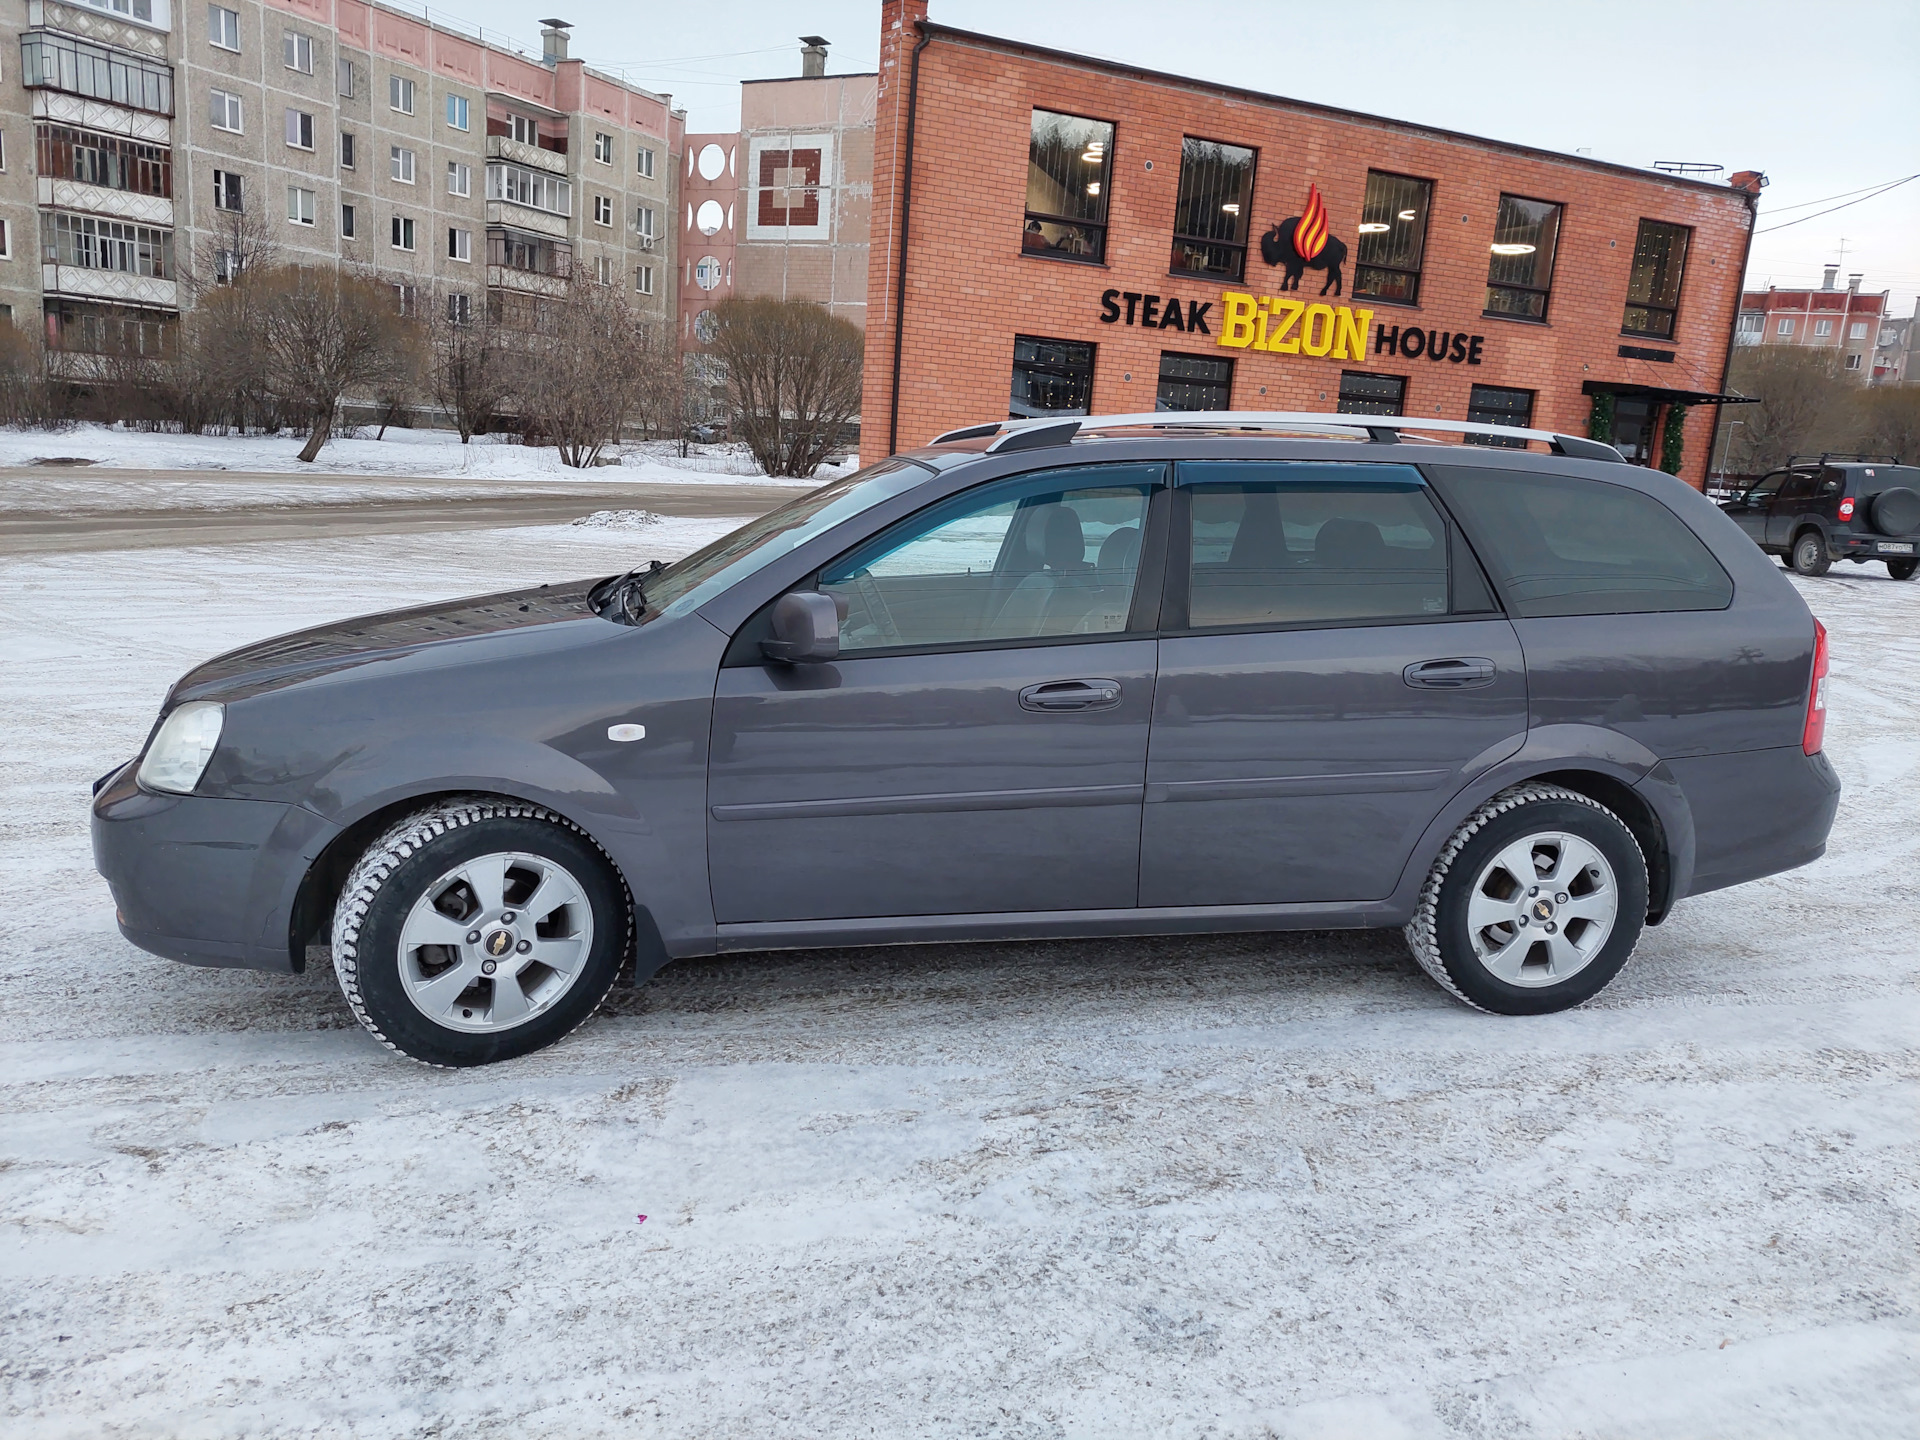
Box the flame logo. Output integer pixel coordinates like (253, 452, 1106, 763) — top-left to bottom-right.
(1293, 183, 1329, 264)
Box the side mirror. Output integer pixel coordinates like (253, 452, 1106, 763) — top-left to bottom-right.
(760, 591, 841, 664)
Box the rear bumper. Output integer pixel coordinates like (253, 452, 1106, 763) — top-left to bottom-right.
(1838, 533, 1918, 558)
(91, 762, 339, 973)
(1668, 746, 1840, 899)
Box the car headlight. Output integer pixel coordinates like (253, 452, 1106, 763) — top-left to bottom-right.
(137, 701, 225, 795)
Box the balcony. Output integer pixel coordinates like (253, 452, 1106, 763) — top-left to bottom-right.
(21, 30, 173, 116)
(42, 264, 175, 308)
(486, 135, 566, 175)
(484, 200, 567, 239)
(38, 178, 173, 226)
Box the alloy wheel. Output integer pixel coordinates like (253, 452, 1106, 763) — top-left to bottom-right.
(1464, 831, 1618, 987)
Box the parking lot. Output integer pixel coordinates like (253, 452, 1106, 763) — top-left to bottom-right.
(3, 511, 1916, 1438)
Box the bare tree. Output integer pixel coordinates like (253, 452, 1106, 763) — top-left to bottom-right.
(516, 276, 650, 468)
(255, 266, 423, 462)
(1853, 384, 1920, 464)
(181, 205, 282, 302)
(0, 323, 69, 429)
(1719, 346, 1856, 474)
(632, 324, 704, 450)
(426, 296, 516, 442)
(707, 298, 862, 478)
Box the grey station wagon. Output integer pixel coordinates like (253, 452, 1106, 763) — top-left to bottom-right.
(93, 413, 1841, 1066)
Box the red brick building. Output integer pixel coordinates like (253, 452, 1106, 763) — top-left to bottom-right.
(1735, 268, 1888, 380)
(863, 0, 1761, 487)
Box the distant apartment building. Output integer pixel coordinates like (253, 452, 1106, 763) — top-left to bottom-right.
(678, 36, 874, 346)
(1872, 308, 1911, 385)
(1735, 265, 1887, 379)
(1, 0, 683, 368)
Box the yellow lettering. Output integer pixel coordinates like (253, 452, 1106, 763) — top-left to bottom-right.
(1219, 291, 1259, 349)
(1252, 299, 1272, 352)
(1333, 306, 1372, 361)
(1266, 297, 1303, 354)
(1302, 303, 1336, 357)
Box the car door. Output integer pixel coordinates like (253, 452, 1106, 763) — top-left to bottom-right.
(1723, 470, 1786, 544)
(1139, 461, 1528, 908)
(1765, 470, 1820, 549)
(707, 463, 1167, 925)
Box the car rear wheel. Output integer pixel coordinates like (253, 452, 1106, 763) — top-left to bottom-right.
(1404, 784, 1649, 1015)
(1791, 532, 1831, 577)
(331, 796, 629, 1066)
(1888, 558, 1918, 581)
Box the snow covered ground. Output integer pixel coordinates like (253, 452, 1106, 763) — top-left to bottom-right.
(0, 422, 834, 487)
(2, 522, 1917, 1438)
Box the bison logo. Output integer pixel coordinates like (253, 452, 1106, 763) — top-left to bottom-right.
(1260, 183, 1348, 297)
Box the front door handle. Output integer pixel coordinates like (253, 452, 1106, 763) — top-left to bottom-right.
(1403, 657, 1496, 690)
(1019, 678, 1122, 712)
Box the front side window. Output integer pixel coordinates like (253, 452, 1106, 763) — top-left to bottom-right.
(210, 89, 242, 133)
(446, 94, 469, 131)
(389, 75, 414, 114)
(1464, 384, 1534, 448)
(208, 5, 239, 51)
(1157, 352, 1232, 411)
(1431, 467, 1733, 617)
(286, 184, 314, 225)
(285, 109, 314, 151)
(1183, 464, 1450, 630)
(1024, 109, 1113, 263)
(1337, 371, 1405, 416)
(1354, 171, 1433, 305)
(1484, 194, 1563, 321)
(391, 145, 415, 183)
(1170, 137, 1254, 280)
(820, 467, 1160, 652)
(1622, 219, 1690, 339)
(283, 31, 313, 74)
(1010, 335, 1094, 418)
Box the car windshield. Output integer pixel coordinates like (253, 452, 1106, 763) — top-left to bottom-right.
(618, 458, 933, 623)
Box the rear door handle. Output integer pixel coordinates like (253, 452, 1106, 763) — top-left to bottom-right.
(1019, 678, 1122, 712)
(1403, 657, 1496, 690)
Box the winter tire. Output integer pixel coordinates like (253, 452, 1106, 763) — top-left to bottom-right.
(331, 796, 629, 1066)
(1791, 532, 1831, 577)
(1404, 783, 1649, 1016)
(1887, 557, 1918, 581)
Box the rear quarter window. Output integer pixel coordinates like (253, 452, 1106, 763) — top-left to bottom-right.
(1430, 467, 1733, 617)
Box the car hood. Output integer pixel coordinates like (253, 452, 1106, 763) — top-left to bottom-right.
(171, 579, 608, 703)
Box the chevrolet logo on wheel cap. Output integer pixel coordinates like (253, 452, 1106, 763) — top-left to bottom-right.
(484, 929, 515, 958)
(1532, 900, 1554, 921)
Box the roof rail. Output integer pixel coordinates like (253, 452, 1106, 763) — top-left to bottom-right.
(929, 410, 1626, 462)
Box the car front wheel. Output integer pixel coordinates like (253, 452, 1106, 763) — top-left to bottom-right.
(1888, 557, 1918, 581)
(1404, 784, 1649, 1015)
(331, 796, 629, 1066)
(1792, 532, 1832, 576)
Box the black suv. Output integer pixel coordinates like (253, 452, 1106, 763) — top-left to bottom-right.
(1722, 459, 1920, 578)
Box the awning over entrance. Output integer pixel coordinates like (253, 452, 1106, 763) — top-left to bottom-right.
(1581, 380, 1757, 406)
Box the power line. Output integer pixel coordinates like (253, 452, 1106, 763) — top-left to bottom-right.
(1758, 174, 1920, 215)
(1754, 175, 1920, 235)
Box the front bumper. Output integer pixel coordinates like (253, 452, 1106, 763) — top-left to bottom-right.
(91, 762, 340, 973)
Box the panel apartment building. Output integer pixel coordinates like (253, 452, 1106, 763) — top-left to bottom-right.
(0, 0, 682, 366)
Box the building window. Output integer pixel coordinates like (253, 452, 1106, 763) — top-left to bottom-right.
(1168, 137, 1254, 280)
(0, 221, 10, 260)
(22, 33, 173, 115)
(1622, 219, 1690, 340)
(447, 291, 472, 326)
(1465, 384, 1534, 447)
(509, 113, 536, 146)
(213, 248, 242, 283)
(1157, 352, 1232, 411)
(1484, 194, 1563, 321)
(488, 227, 571, 277)
(336, 56, 353, 97)
(596, 254, 615, 285)
(390, 145, 415, 183)
(592, 194, 612, 226)
(1849, 321, 1868, 340)
(447, 161, 471, 197)
(1812, 318, 1834, 337)
(208, 5, 239, 51)
(38, 126, 173, 197)
(446, 94, 469, 131)
(1354, 171, 1433, 305)
(393, 284, 416, 316)
(448, 226, 470, 261)
(391, 215, 414, 251)
(1010, 334, 1095, 417)
(282, 31, 313, 74)
(635, 264, 654, 295)
(1736, 312, 1762, 343)
(593, 131, 613, 164)
(286, 184, 315, 226)
(213, 168, 242, 211)
(210, 89, 243, 133)
(636, 146, 655, 179)
(340, 132, 354, 168)
(1023, 109, 1113, 263)
(1845, 352, 1862, 371)
(42, 212, 174, 277)
(486, 163, 571, 216)
(1776, 317, 1794, 336)
(284, 109, 314, 151)
(389, 75, 414, 114)
(341, 203, 354, 238)
(635, 205, 656, 240)
(1336, 371, 1405, 416)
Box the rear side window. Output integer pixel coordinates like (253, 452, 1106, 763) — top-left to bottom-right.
(1431, 467, 1732, 617)
(1181, 462, 1452, 629)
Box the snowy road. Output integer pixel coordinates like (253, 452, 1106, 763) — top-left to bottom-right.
(2, 519, 1917, 1438)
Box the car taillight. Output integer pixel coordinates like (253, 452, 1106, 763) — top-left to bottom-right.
(1838, 497, 1855, 520)
(1803, 618, 1829, 755)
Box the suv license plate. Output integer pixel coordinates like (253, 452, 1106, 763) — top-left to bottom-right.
(1880, 542, 1915, 554)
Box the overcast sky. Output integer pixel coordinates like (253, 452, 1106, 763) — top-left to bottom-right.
(454, 0, 1920, 320)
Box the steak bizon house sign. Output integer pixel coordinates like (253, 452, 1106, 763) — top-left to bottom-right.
(1096, 184, 1488, 366)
